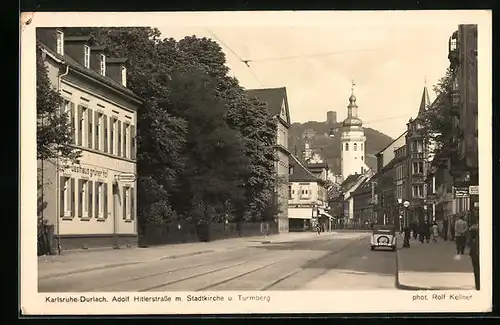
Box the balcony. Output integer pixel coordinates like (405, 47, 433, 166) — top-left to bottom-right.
(411, 152, 425, 159)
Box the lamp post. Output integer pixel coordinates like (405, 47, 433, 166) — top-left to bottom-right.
(402, 200, 411, 248)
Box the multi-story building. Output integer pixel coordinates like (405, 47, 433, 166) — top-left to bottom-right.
(288, 155, 331, 231)
(246, 87, 292, 233)
(352, 178, 375, 227)
(371, 132, 407, 225)
(448, 24, 479, 223)
(404, 86, 432, 223)
(37, 28, 143, 250)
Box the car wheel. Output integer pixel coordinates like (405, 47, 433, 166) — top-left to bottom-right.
(391, 246, 396, 251)
(370, 246, 375, 251)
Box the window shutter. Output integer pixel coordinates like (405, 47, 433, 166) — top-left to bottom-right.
(78, 179, 83, 217)
(59, 176, 65, 217)
(77, 105, 83, 146)
(95, 181, 99, 218)
(123, 123, 127, 158)
(94, 111, 99, 150)
(122, 186, 127, 219)
(103, 183, 108, 218)
(131, 187, 135, 220)
(70, 178, 75, 217)
(131, 125, 136, 160)
(70, 103, 76, 144)
(103, 115, 108, 153)
(88, 108, 93, 149)
(88, 180, 93, 218)
(117, 120, 122, 156)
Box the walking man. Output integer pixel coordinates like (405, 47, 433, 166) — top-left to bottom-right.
(443, 217, 449, 241)
(454, 215, 468, 255)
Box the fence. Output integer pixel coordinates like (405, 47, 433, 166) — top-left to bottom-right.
(139, 221, 279, 247)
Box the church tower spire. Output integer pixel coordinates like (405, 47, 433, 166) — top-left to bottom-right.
(340, 80, 368, 182)
(417, 78, 431, 118)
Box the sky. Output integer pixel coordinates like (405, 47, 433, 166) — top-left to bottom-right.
(155, 13, 478, 139)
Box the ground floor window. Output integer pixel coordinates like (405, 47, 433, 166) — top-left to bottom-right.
(94, 182, 108, 219)
(123, 186, 135, 220)
(60, 176, 75, 218)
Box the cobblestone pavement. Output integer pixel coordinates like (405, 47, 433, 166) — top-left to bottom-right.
(39, 232, 398, 292)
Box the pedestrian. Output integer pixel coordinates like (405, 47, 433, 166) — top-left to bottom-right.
(316, 224, 321, 235)
(469, 225, 480, 290)
(454, 215, 468, 255)
(443, 217, 449, 241)
(418, 220, 425, 243)
(431, 221, 439, 243)
(423, 220, 431, 243)
(450, 217, 456, 241)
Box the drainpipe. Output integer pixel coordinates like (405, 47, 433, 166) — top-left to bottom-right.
(55, 64, 70, 254)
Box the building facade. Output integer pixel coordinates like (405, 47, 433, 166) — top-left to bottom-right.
(288, 155, 331, 231)
(340, 85, 369, 182)
(448, 24, 479, 224)
(404, 86, 432, 223)
(246, 87, 292, 233)
(37, 28, 142, 250)
(352, 179, 375, 227)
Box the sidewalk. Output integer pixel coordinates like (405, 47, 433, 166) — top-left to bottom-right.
(38, 232, 325, 279)
(396, 237, 475, 290)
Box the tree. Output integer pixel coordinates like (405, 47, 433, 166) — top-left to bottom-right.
(421, 67, 459, 162)
(36, 43, 80, 163)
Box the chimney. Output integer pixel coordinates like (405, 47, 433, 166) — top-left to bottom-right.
(64, 35, 92, 67)
(36, 28, 65, 55)
(106, 58, 128, 87)
(90, 46, 107, 76)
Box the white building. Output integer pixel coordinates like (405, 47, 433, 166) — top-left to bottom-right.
(340, 84, 369, 182)
(37, 28, 142, 250)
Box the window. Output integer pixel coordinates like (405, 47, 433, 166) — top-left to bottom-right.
(103, 115, 108, 153)
(79, 106, 87, 147)
(95, 182, 108, 218)
(354, 143, 357, 151)
(345, 143, 349, 151)
(412, 139, 424, 153)
(87, 108, 93, 149)
(95, 113, 102, 150)
(79, 180, 89, 218)
(110, 118, 116, 155)
(123, 186, 134, 220)
(100, 54, 106, 75)
(361, 156, 364, 161)
(412, 161, 424, 174)
(124, 124, 129, 158)
(121, 66, 127, 86)
(288, 185, 292, 199)
(361, 143, 363, 151)
(84, 45, 90, 68)
(56, 30, 64, 55)
(60, 177, 74, 218)
(412, 185, 424, 198)
(396, 184, 403, 200)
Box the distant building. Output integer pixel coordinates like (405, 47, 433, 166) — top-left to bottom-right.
(288, 155, 332, 231)
(37, 28, 142, 249)
(339, 170, 374, 226)
(326, 110, 337, 125)
(340, 84, 370, 181)
(246, 87, 292, 233)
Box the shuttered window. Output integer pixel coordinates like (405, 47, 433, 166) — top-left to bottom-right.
(117, 120, 122, 156)
(94, 111, 101, 150)
(130, 125, 136, 160)
(103, 183, 108, 218)
(87, 109, 93, 149)
(103, 115, 108, 153)
(123, 123, 129, 158)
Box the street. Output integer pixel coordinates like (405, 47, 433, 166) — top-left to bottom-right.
(39, 232, 397, 292)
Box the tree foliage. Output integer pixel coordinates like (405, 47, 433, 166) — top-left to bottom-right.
(63, 28, 278, 226)
(36, 43, 80, 163)
(421, 67, 460, 163)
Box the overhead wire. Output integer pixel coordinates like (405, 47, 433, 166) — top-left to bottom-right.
(246, 48, 381, 64)
(205, 28, 265, 87)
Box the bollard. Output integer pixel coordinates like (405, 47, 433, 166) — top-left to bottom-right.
(403, 227, 411, 248)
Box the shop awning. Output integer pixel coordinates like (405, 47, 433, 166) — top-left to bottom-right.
(320, 212, 334, 219)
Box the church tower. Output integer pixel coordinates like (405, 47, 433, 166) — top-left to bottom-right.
(340, 81, 368, 181)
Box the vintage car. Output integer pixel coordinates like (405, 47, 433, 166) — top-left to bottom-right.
(370, 225, 397, 251)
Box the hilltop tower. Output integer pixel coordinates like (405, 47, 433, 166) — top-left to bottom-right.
(340, 81, 368, 181)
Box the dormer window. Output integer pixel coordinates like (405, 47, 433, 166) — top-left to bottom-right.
(84, 45, 90, 68)
(100, 54, 106, 75)
(56, 30, 64, 55)
(121, 66, 127, 87)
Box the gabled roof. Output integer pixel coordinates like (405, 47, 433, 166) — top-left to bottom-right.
(289, 155, 324, 183)
(245, 87, 291, 126)
(40, 42, 142, 103)
(341, 174, 363, 189)
(375, 130, 407, 157)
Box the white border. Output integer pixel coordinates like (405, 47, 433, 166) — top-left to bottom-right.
(20, 11, 492, 315)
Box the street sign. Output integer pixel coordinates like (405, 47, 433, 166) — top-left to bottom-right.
(453, 186, 469, 198)
(469, 185, 479, 195)
(116, 173, 136, 183)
